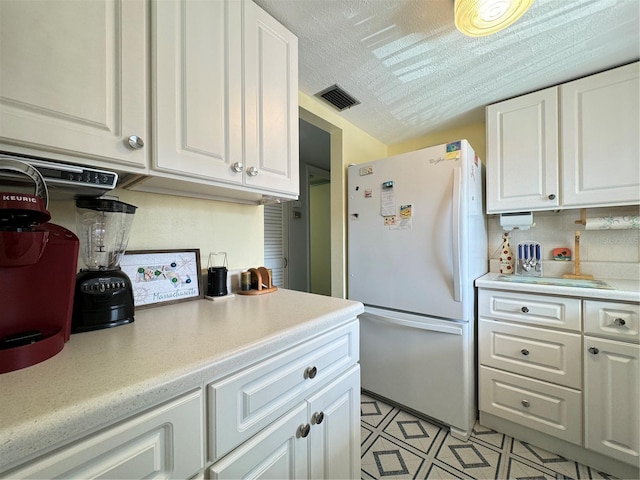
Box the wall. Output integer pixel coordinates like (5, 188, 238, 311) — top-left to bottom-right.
(310, 182, 331, 295)
(488, 206, 640, 281)
(48, 189, 264, 274)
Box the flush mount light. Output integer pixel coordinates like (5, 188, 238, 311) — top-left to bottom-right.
(455, 0, 534, 37)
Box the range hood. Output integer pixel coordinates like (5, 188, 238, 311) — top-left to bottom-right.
(0, 152, 118, 198)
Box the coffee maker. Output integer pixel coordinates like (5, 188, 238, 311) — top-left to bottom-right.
(0, 158, 79, 373)
(72, 197, 137, 332)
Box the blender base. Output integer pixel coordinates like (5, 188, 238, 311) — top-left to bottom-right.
(72, 268, 135, 333)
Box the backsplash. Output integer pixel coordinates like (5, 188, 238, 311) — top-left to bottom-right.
(488, 206, 640, 281)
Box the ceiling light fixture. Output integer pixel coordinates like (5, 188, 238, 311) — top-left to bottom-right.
(455, 0, 534, 37)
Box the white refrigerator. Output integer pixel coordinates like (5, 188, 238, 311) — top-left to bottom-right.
(347, 139, 487, 440)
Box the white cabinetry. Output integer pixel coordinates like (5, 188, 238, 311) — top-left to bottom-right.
(208, 321, 360, 479)
(131, 0, 299, 204)
(583, 301, 639, 465)
(486, 87, 559, 212)
(486, 62, 639, 213)
(478, 288, 640, 478)
(0, 0, 148, 173)
(209, 366, 360, 480)
(3, 390, 204, 480)
(478, 291, 582, 444)
(561, 64, 640, 207)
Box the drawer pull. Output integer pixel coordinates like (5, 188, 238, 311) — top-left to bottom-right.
(313, 411, 325, 425)
(521, 400, 530, 408)
(521, 306, 529, 313)
(520, 349, 530, 356)
(614, 318, 626, 326)
(588, 347, 600, 355)
(304, 366, 318, 379)
(297, 423, 311, 438)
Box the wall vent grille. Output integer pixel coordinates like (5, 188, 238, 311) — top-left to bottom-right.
(315, 84, 360, 111)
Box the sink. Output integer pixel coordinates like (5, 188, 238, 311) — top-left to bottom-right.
(495, 275, 613, 289)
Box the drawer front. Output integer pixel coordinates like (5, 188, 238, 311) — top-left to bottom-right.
(479, 289, 581, 331)
(479, 319, 582, 389)
(479, 366, 582, 445)
(584, 300, 639, 343)
(208, 320, 359, 460)
(5, 390, 204, 480)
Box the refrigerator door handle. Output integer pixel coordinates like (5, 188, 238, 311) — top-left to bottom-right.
(452, 166, 462, 302)
(365, 312, 463, 336)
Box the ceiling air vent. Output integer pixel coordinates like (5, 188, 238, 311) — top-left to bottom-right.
(315, 84, 360, 111)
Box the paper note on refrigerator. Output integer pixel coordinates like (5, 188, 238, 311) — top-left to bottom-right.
(381, 188, 396, 216)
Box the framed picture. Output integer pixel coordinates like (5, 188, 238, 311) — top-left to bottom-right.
(120, 249, 203, 308)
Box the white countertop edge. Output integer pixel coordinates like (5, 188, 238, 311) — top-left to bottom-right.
(476, 273, 639, 302)
(0, 291, 364, 471)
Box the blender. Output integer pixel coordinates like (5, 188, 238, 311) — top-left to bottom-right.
(72, 197, 137, 332)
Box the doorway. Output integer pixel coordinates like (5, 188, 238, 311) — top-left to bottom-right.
(263, 118, 331, 293)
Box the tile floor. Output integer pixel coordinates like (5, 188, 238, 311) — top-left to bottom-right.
(360, 392, 616, 480)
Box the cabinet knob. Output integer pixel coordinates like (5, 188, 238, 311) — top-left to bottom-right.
(548, 194, 556, 200)
(304, 366, 318, 379)
(520, 349, 530, 356)
(313, 411, 325, 425)
(127, 135, 144, 150)
(588, 347, 599, 355)
(521, 400, 530, 408)
(297, 423, 311, 438)
(247, 166, 259, 177)
(231, 162, 244, 173)
(614, 318, 626, 326)
(521, 306, 529, 313)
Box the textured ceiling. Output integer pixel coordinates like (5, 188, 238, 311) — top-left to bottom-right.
(253, 0, 640, 145)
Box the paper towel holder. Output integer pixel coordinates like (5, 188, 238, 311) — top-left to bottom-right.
(500, 212, 534, 231)
(574, 208, 587, 226)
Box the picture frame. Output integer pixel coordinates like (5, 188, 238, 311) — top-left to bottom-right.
(120, 249, 203, 308)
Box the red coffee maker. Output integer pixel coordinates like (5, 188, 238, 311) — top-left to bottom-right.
(0, 158, 79, 374)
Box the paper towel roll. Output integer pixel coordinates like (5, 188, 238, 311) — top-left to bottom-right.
(585, 215, 640, 230)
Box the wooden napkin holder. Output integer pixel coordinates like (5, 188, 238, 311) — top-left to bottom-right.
(237, 266, 278, 295)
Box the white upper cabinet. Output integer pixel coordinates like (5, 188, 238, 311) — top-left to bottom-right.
(153, 0, 243, 185)
(0, 0, 148, 173)
(561, 63, 640, 207)
(486, 62, 639, 213)
(243, 0, 299, 196)
(486, 87, 559, 213)
(141, 0, 299, 203)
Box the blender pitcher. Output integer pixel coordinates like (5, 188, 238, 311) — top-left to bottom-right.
(72, 198, 138, 332)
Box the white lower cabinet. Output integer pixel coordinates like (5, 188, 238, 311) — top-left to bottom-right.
(307, 366, 361, 479)
(207, 321, 360, 479)
(208, 402, 309, 480)
(584, 336, 640, 465)
(208, 366, 360, 480)
(479, 288, 640, 477)
(4, 390, 204, 480)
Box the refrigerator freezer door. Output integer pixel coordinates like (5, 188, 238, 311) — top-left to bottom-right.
(348, 145, 467, 320)
(359, 309, 475, 439)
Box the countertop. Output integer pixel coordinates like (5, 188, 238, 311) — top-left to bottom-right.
(0, 289, 364, 471)
(476, 273, 640, 303)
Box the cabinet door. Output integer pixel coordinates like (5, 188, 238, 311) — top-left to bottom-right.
(0, 0, 148, 172)
(561, 63, 640, 207)
(244, 0, 299, 197)
(486, 87, 559, 213)
(153, 0, 243, 184)
(5, 390, 204, 479)
(308, 365, 361, 480)
(584, 336, 640, 465)
(208, 403, 309, 480)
